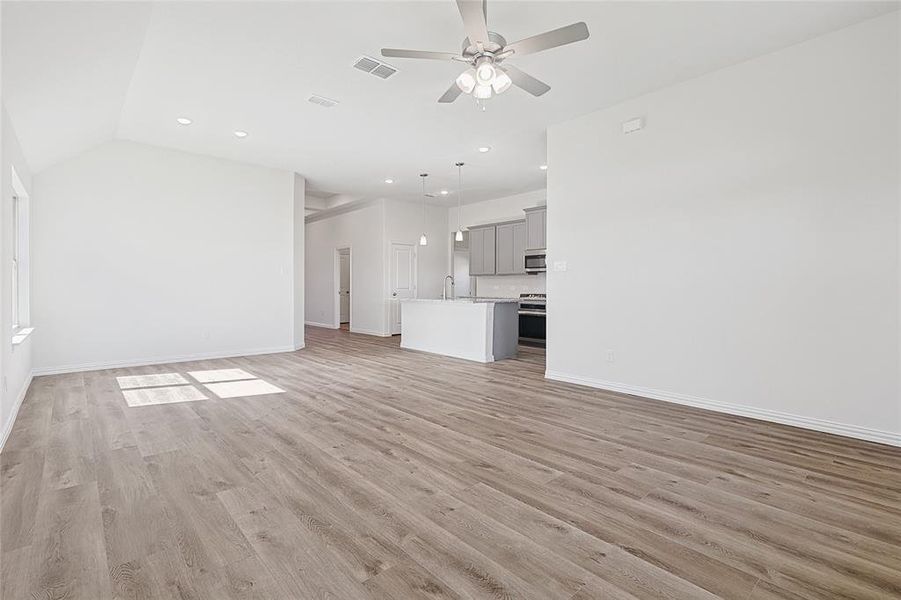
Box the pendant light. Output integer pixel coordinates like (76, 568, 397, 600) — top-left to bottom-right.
(455, 162, 465, 242)
(419, 173, 428, 246)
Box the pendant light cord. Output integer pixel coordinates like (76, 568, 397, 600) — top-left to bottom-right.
(456, 162, 464, 232)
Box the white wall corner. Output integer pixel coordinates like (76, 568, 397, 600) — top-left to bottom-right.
(0, 370, 34, 453)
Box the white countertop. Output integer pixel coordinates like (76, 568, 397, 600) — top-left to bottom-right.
(401, 297, 520, 304)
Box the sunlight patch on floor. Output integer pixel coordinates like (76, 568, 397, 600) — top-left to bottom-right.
(203, 379, 285, 399)
(187, 368, 257, 383)
(117, 373, 190, 389)
(122, 385, 207, 407)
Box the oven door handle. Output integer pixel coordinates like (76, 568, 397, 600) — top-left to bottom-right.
(518, 310, 546, 316)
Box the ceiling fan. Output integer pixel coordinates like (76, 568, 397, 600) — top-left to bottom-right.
(381, 0, 589, 103)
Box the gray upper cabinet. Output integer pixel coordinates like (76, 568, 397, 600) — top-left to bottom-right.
(496, 220, 527, 275)
(524, 206, 547, 250)
(468, 225, 496, 276)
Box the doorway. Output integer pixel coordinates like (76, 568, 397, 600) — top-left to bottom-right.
(389, 242, 416, 335)
(335, 247, 351, 330)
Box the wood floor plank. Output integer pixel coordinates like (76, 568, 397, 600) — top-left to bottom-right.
(1, 326, 898, 599)
(456, 482, 719, 600)
(85, 371, 139, 452)
(144, 449, 255, 572)
(0, 449, 45, 552)
(26, 482, 111, 600)
(363, 560, 463, 600)
(216, 484, 371, 598)
(96, 446, 173, 569)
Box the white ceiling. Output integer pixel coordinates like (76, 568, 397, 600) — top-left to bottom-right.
(3, 1, 897, 204)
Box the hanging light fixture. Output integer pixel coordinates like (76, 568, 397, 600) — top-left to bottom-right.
(455, 162, 465, 242)
(419, 173, 428, 246)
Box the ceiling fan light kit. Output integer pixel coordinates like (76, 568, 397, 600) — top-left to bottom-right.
(381, 0, 589, 105)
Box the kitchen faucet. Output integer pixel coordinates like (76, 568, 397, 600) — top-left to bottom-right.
(443, 275, 455, 300)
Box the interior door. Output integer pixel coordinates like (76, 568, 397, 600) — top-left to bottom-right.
(339, 252, 350, 323)
(389, 242, 416, 335)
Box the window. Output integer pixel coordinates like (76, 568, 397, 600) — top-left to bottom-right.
(10, 166, 30, 344)
(11, 193, 20, 330)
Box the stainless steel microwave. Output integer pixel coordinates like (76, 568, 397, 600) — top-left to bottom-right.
(524, 249, 546, 273)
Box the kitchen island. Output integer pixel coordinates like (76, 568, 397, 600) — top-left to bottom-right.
(400, 298, 519, 363)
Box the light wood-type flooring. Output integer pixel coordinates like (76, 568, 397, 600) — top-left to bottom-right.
(2, 326, 900, 599)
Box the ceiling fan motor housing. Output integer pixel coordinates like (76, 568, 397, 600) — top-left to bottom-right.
(461, 32, 507, 60)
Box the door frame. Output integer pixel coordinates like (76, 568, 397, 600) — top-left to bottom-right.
(333, 246, 351, 329)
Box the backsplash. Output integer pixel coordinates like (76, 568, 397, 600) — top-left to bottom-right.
(473, 273, 546, 298)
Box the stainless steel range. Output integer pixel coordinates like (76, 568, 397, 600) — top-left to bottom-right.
(518, 293, 546, 346)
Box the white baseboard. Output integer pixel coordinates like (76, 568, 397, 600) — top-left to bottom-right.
(33, 345, 297, 377)
(545, 370, 901, 448)
(351, 327, 392, 337)
(0, 370, 34, 452)
(304, 321, 337, 329)
(400, 343, 490, 363)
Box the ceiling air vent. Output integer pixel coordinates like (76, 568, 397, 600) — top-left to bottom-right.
(371, 64, 397, 79)
(308, 94, 339, 108)
(353, 55, 398, 80)
(354, 56, 381, 73)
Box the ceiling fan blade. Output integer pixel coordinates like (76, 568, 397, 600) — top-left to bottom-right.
(501, 65, 550, 97)
(456, 0, 490, 47)
(503, 22, 589, 57)
(381, 48, 460, 61)
(438, 82, 463, 103)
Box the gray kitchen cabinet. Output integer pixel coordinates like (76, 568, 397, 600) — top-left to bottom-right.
(496, 220, 527, 275)
(524, 206, 547, 250)
(468, 225, 496, 275)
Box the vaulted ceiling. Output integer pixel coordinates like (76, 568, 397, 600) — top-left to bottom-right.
(3, 1, 897, 204)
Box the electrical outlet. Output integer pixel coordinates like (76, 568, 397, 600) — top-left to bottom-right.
(606, 350, 615, 363)
(553, 260, 568, 272)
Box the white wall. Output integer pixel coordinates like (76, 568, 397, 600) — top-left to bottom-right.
(305, 201, 386, 334)
(1, 106, 34, 448)
(292, 173, 305, 349)
(384, 198, 449, 299)
(304, 198, 448, 336)
(449, 189, 547, 298)
(546, 14, 900, 445)
(32, 140, 300, 373)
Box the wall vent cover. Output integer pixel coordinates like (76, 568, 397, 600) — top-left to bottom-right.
(353, 56, 398, 80)
(308, 94, 339, 108)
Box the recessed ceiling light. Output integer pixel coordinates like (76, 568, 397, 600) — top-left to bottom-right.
(233, 130, 248, 138)
(478, 146, 491, 153)
(176, 117, 192, 125)
(384, 178, 394, 184)
(440, 190, 449, 195)
(539, 164, 548, 170)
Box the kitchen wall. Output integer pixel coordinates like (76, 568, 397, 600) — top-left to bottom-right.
(448, 188, 547, 298)
(384, 199, 451, 300)
(1, 106, 34, 449)
(305, 198, 448, 336)
(32, 140, 301, 373)
(546, 13, 900, 445)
